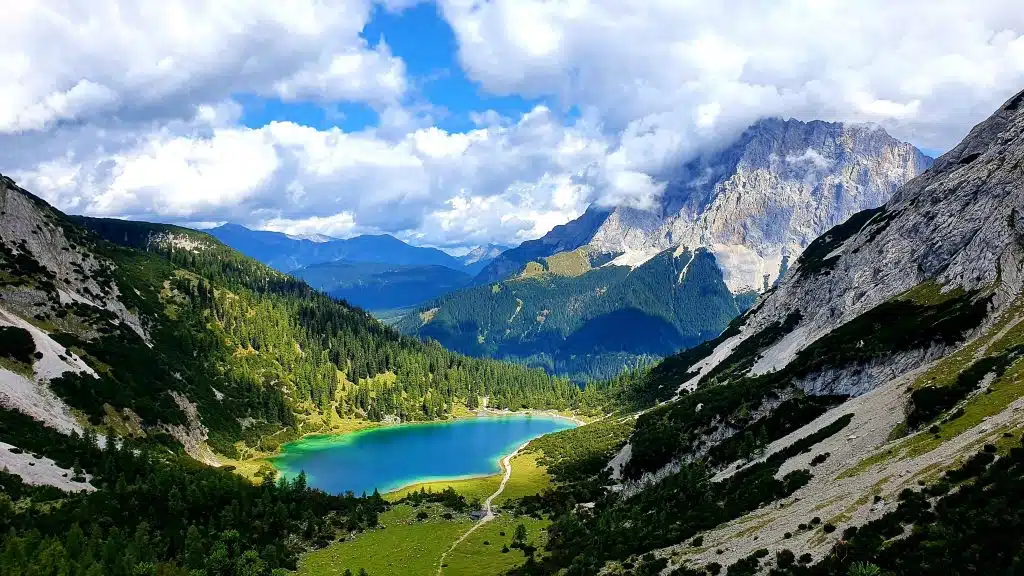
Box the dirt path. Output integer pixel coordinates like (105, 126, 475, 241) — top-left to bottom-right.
(436, 441, 528, 575)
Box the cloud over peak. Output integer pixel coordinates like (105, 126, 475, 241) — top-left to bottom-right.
(1, 0, 1023, 249)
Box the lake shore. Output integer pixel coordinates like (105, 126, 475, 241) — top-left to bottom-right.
(266, 411, 579, 495)
(220, 407, 587, 484)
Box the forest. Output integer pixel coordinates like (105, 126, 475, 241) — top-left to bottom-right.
(398, 247, 752, 382)
(0, 406, 388, 575)
(46, 216, 587, 456)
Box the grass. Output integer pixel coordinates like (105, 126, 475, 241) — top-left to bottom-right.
(494, 451, 551, 505)
(543, 249, 591, 277)
(385, 474, 502, 505)
(296, 505, 474, 576)
(0, 356, 34, 378)
(442, 515, 550, 576)
(386, 450, 555, 506)
(419, 307, 439, 325)
(518, 261, 546, 279)
(840, 296, 1024, 479)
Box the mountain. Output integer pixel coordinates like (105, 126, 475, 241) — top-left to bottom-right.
(206, 223, 466, 272)
(399, 247, 755, 381)
(523, 88, 1024, 574)
(457, 243, 511, 275)
(2, 90, 1024, 576)
(0, 171, 580, 465)
(291, 260, 472, 312)
(474, 206, 614, 284)
(475, 118, 933, 291)
(413, 119, 930, 380)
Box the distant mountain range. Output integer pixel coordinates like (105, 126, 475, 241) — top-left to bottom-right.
(458, 243, 511, 275)
(291, 260, 472, 312)
(404, 118, 932, 380)
(206, 224, 472, 272)
(203, 224, 507, 312)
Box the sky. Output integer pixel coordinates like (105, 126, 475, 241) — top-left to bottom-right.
(1, 1, 1023, 252)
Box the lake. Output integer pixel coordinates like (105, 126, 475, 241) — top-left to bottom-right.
(270, 414, 576, 496)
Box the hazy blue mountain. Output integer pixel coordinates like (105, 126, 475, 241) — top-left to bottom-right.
(206, 223, 466, 272)
(291, 260, 472, 312)
(458, 243, 512, 275)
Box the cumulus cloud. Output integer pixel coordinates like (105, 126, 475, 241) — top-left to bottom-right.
(0, 0, 405, 133)
(440, 0, 1024, 153)
(6, 101, 610, 248)
(1, 0, 1023, 250)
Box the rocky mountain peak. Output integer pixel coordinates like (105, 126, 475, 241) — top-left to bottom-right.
(698, 86, 1024, 397)
(524, 118, 933, 292)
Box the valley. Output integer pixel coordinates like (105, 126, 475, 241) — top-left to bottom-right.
(398, 119, 931, 381)
(5, 4, 1024, 576)
(2, 63, 1024, 576)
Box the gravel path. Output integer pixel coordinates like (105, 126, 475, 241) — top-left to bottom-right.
(436, 441, 528, 575)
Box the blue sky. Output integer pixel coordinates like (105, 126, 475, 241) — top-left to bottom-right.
(3, 0, 1021, 250)
(238, 2, 549, 134)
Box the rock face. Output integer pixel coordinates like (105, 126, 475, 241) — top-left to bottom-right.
(718, 88, 1024, 393)
(479, 119, 932, 292)
(598, 89, 1024, 570)
(458, 243, 512, 275)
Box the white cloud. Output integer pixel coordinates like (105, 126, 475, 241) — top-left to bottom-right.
(6, 102, 611, 248)
(2, 0, 1024, 250)
(0, 0, 405, 133)
(440, 0, 1024, 153)
(262, 212, 359, 238)
(785, 149, 833, 170)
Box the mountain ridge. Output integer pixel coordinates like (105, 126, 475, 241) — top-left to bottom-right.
(409, 118, 930, 381)
(525, 87, 1024, 575)
(291, 259, 472, 312)
(206, 223, 471, 273)
(476, 118, 932, 293)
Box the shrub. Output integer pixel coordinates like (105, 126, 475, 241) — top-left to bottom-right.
(848, 562, 883, 576)
(0, 327, 36, 364)
(776, 549, 795, 568)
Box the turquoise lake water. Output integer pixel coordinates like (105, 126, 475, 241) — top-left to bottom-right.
(270, 414, 576, 496)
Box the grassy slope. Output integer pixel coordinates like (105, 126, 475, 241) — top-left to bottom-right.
(442, 515, 550, 576)
(310, 441, 560, 575)
(384, 474, 502, 505)
(296, 505, 473, 576)
(384, 450, 553, 506)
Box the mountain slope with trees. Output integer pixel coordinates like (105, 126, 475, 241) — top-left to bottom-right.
(0, 176, 583, 464)
(291, 260, 472, 312)
(498, 87, 1024, 575)
(399, 247, 755, 381)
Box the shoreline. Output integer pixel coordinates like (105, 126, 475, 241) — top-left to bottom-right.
(259, 409, 582, 493)
(227, 405, 589, 481)
(277, 408, 584, 452)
